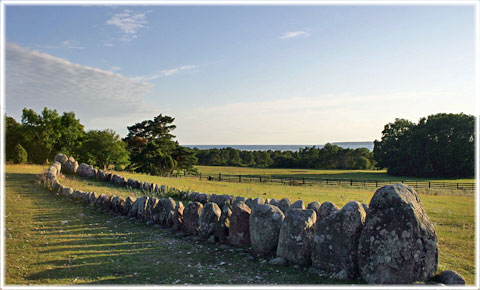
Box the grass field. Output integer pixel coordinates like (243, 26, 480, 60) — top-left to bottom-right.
(5, 164, 341, 285)
(194, 165, 475, 183)
(5, 164, 476, 285)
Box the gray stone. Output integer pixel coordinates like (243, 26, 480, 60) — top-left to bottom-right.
(312, 201, 366, 279)
(123, 196, 135, 215)
(317, 201, 340, 220)
(215, 203, 232, 243)
(358, 184, 438, 284)
(277, 208, 316, 265)
(228, 201, 251, 247)
(277, 198, 291, 213)
(128, 198, 140, 217)
(61, 187, 73, 197)
(173, 201, 185, 230)
(88, 192, 98, 205)
(361, 203, 369, 213)
(307, 201, 321, 215)
(435, 270, 465, 285)
(269, 199, 280, 207)
(158, 197, 176, 227)
(54, 153, 68, 165)
(77, 163, 95, 178)
(199, 202, 222, 239)
(288, 200, 305, 210)
(145, 197, 158, 220)
(245, 197, 264, 210)
(136, 196, 149, 219)
(64, 157, 78, 174)
(233, 196, 246, 205)
(183, 202, 203, 235)
(209, 194, 234, 209)
(249, 204, 285, 256)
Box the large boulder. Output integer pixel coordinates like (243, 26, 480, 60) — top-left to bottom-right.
(307, 201, 321, 215)
(61, 187, 73, 197)
(64, 156, 78, 174)
(88, 192, 98, 205)
(434, 270, 465, 285)
(123, 196, 135, 215)
(277, 198, 291, 213)
(214, 203, 232, 243)
(112, 174, 127, 187)
(317, 201, 340, 220)
(157, 197, 176, 227)
(199, 202, 222, 239)
(312, 201, 366, 279)
(277, 209, 317, 265)
(128, 198, 140, 217)
(358, 184, 438, 284)
(136, 196, 149, 219)
(145, 197, 158, 220)
(245, 197, 264, 210)
(172, 201, 185, 230)
(233, 196, 246, 205)
(54, 153, 68, 165)
(249, 204, 285, 255)
(77, 163, 95, 178)
(228, 201, 251, 246)
(183, 202, 203, 235)
(209, 194, 234, 209)
(288, 200, 305, 211)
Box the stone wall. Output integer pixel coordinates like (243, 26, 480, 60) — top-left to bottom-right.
(39, 153, 465, 285)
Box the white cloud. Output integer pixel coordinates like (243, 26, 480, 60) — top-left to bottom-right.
(37, 40, 86, 49)
(106, 10, 149, 42)
(5, 42, 155, 136)
(279, 31, 310, 39)
(132, 65, 197, 82)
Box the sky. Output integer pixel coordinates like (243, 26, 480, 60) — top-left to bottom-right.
(4, 4, 477, 145)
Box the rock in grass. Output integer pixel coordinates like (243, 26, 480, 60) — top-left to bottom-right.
(249, 204, 285, 256)
(277, 208, 316, 265)
(228, 201, 251, 247)
(215, 203, 232, 243)
(434, 270, 465, 285)
(358, 184, 438, 284)
(173, 201, 185, 230)
(199, 202, 222, 239)
(62, 187, 73, 197)
(123, 196, 135, 215)
(128, 198, 140, 217)
(54, 153, 68, 165)
(312, 201, 366, 279)
(145, 197, 158, 220)
(269, 257, 286, 266)
(77, 163, 95, 178)
(158, 197, 176, 227)
(136, 196, 149, 219)
(183, 202, 203, 235)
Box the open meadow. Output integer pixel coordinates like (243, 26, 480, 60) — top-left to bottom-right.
(7, 164, 474, 284)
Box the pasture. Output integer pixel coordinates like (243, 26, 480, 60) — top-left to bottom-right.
(5, 164, 476, 284)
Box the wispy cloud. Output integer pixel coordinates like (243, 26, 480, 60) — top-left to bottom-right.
(279, 31, 310, 39)
(5, 42, 155, 135)
(38, 40, 86, 49)
(132, 65, 197, 82)
(106, 9, 149, 42)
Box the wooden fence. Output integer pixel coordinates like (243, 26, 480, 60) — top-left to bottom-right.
(170, 172, 475, 192)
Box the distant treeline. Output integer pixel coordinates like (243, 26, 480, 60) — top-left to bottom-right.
(193, 144, 376, 170)
(373, 113, 475, 178)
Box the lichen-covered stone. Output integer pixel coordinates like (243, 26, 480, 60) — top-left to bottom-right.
(158, 197, 176, 227)
(435, 270, 465, 285)
(288, 200, 305, 211)
(214, 203, 232, 243)
(123, 196, 135, 215)
(249, 204, 285, 256)
(358, 184, 438, 284)
(77, 163, 95, 178)
(145, 197, 158, 220)
(312, 201, 366, 279)
(307, 201, 321, 215)
(277, 198, 291, 213)
(199, 202, 221, 239)
(136, 196, 149, 219)
(317, 201, 340, 220)
(173, 201, 185, 230)
(183, 202, 203, 235)
(277, 208, 316, 265)
(209, 194, 234, 209)
(228, 201, 251, 247)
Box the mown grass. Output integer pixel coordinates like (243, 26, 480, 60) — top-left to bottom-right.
(194, 165, 475, 183)
(5, 164, 350, 285)
(57, 166, 476, 285)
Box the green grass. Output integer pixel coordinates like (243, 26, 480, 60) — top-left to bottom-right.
(5, 164, 348, 285)
(61, 167, 475, 285)
(6, 164, 476, 285)
(194, 165, 475, 183)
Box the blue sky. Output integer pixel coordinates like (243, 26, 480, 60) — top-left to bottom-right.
(5, 5, 476, 144)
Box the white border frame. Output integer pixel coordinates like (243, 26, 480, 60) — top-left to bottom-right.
(0, 0, 478, 289)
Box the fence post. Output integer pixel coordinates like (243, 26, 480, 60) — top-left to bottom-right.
(239, 175, 241, 182)
(429, 181, 430, 188)
(260, 176, 262, 183)
(326, 179, 329, 185)
(351, 179, 353, 186)
(303, 177, 305, 185)
(219, 173, 221, 181)
(375, 180, 378, 187)
(457, 183, 459, 190)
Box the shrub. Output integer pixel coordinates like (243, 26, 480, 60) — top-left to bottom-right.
(13, 144, 28, 164)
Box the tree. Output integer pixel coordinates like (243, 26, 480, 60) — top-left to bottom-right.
(374, 113, 475, 177)
(13, 144, 28, 164)
(5, 115, 24, 161)
(21, 107, 84, 164)
(124, 114, 195, 176)
(79, 129, 130, 170)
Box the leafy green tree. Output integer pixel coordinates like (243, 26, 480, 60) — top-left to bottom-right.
(5, 115, 24, 161)
(13, 144, 28, 164)
(124, 114, 195, 175)
(21, 107, 84, 164)
(79, 129, 130, 170)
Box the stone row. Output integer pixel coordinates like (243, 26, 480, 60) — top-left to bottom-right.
(39, 153, 465, 285)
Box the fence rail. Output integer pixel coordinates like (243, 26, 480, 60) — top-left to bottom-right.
(169, 172, 475, 191)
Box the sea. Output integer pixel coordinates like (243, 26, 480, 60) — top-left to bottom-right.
(183, 142, 374, 152)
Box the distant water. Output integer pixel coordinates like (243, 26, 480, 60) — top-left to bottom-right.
(184, 142, 374, 152)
